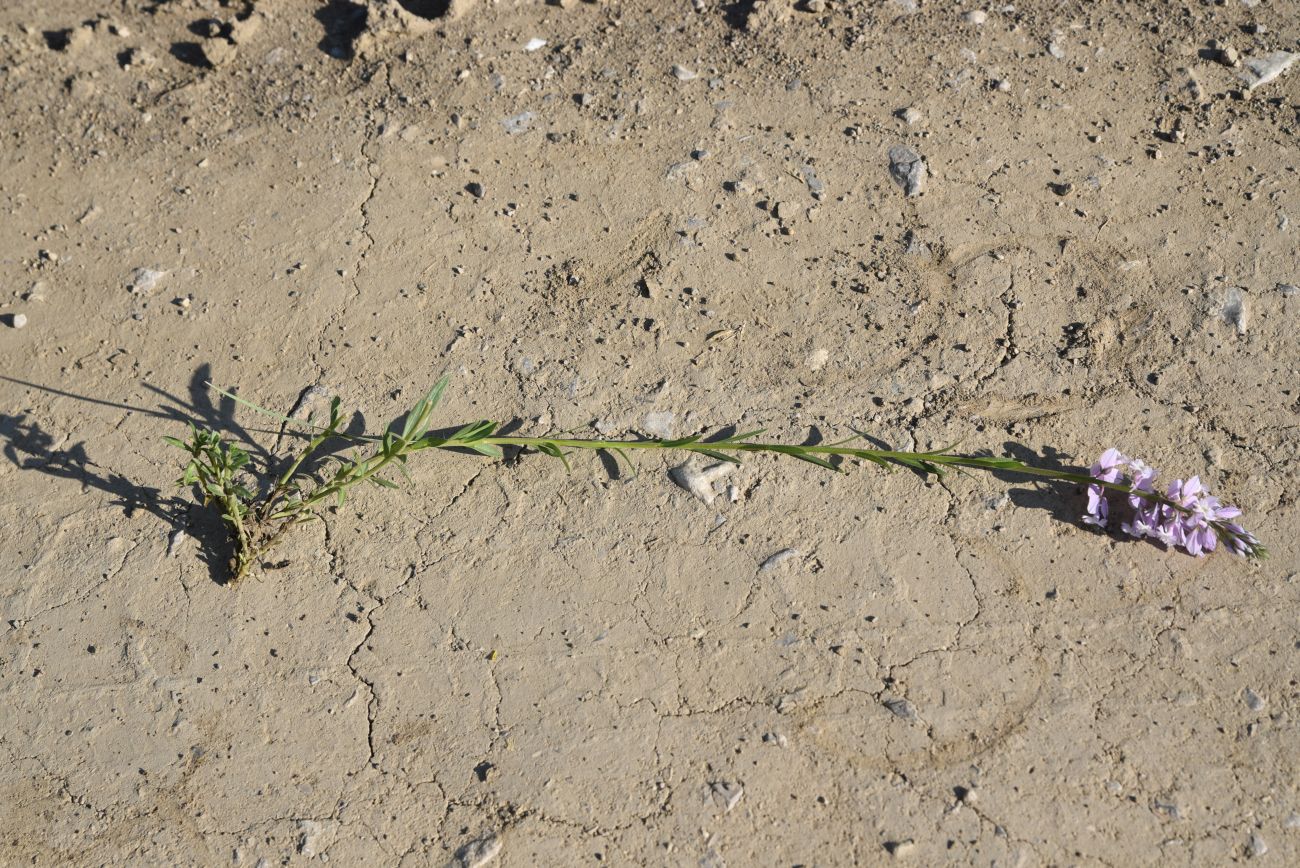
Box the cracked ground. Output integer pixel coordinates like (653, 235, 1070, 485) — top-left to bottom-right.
(2, 0, 1299, 865)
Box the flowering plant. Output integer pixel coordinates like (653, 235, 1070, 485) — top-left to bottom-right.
(1082, 448, 1262, 558)
(166, 377, 1265, 584)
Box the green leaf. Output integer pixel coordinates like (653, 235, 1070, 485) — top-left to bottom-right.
(425, 375, 450, 412)
(791, 452, 841, 472)
(469, 442, 504, 459)
(451, 420, 496, 442)
(396, 460, 414, 484)
(162, 435, 188, 449)
(403, 376, 448, 440)
(536, 442, 573, 473)
(694, 448, 742, 465)
(370, 476, 400, 489)
(611, 447, 638, 479)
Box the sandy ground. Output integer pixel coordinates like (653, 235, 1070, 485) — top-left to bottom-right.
(2, 0, 1299, 864)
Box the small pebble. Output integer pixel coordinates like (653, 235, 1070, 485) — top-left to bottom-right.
(10, 313, 28, 329)
(883, 697, 917, 720)
(64, 25, 95, 52)
(523, 37, 547, 52)
(166, 528, 187, 556)
(1248, 833, 1268, 858)
(886, 839, 916, 858)
(455, 834, 502, 868)
(898, 106, 922, 124)
(1243, 688, 1266, 711)
(229, 13, 263, 44)
(1240, 51, 1298, 91)
(759, 548, 799, 572)
(642, 411, 675, 439)
(1213, 42, 1241, 68)
(963, 10, 987, 25)
(669, 462, 734, 505)
(1222, 287, 1250, 335)
(672, 65, 697, 81)
(466, 182, 485, 199)
(888, 145, 928, 197)
(201, 39, 237, 67)
(500, 111, 535, 135)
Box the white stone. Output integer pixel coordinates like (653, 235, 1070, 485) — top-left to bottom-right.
(1240, 51, 1298, 91)
(669, 461, 734, 504)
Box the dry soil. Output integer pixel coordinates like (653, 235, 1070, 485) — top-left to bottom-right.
(2, 0, 1299, 865)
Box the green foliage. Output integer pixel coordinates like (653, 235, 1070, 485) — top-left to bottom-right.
(169, 375, 1264, 584)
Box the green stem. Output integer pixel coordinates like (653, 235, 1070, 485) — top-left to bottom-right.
(287, 449, 402, 516)
(469, 436, 1192, 517)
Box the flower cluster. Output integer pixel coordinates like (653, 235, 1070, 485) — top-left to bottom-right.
(1083, 448, 1261, 558)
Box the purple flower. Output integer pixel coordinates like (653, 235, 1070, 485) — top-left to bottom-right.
(1090, 448, 1128, 483)
(1083, 483, 1109, 526)
(1083, 451, 1260, 558)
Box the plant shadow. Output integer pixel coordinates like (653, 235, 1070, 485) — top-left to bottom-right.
(2, 364, 351, 585)
(0, 411, 235, 584)
(996, 441, 1085, 530)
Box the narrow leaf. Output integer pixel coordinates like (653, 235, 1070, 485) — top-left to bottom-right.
(791, 452, 841, 472)
(694, 448, 742, 465)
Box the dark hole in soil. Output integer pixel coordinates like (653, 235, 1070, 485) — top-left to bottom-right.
(397, 0, 454, 19)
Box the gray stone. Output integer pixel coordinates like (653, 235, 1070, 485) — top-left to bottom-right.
(1240, 51, 1298, 90)
(759, 548, 799, 571)
(888, 145, 928, 197)
(883, 697, 917, 720)
(456, 834, 502, 868)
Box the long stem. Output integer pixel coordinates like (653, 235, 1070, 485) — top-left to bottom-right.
(476, 436, 1102, 488)
(466, 436, 1208, 524)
